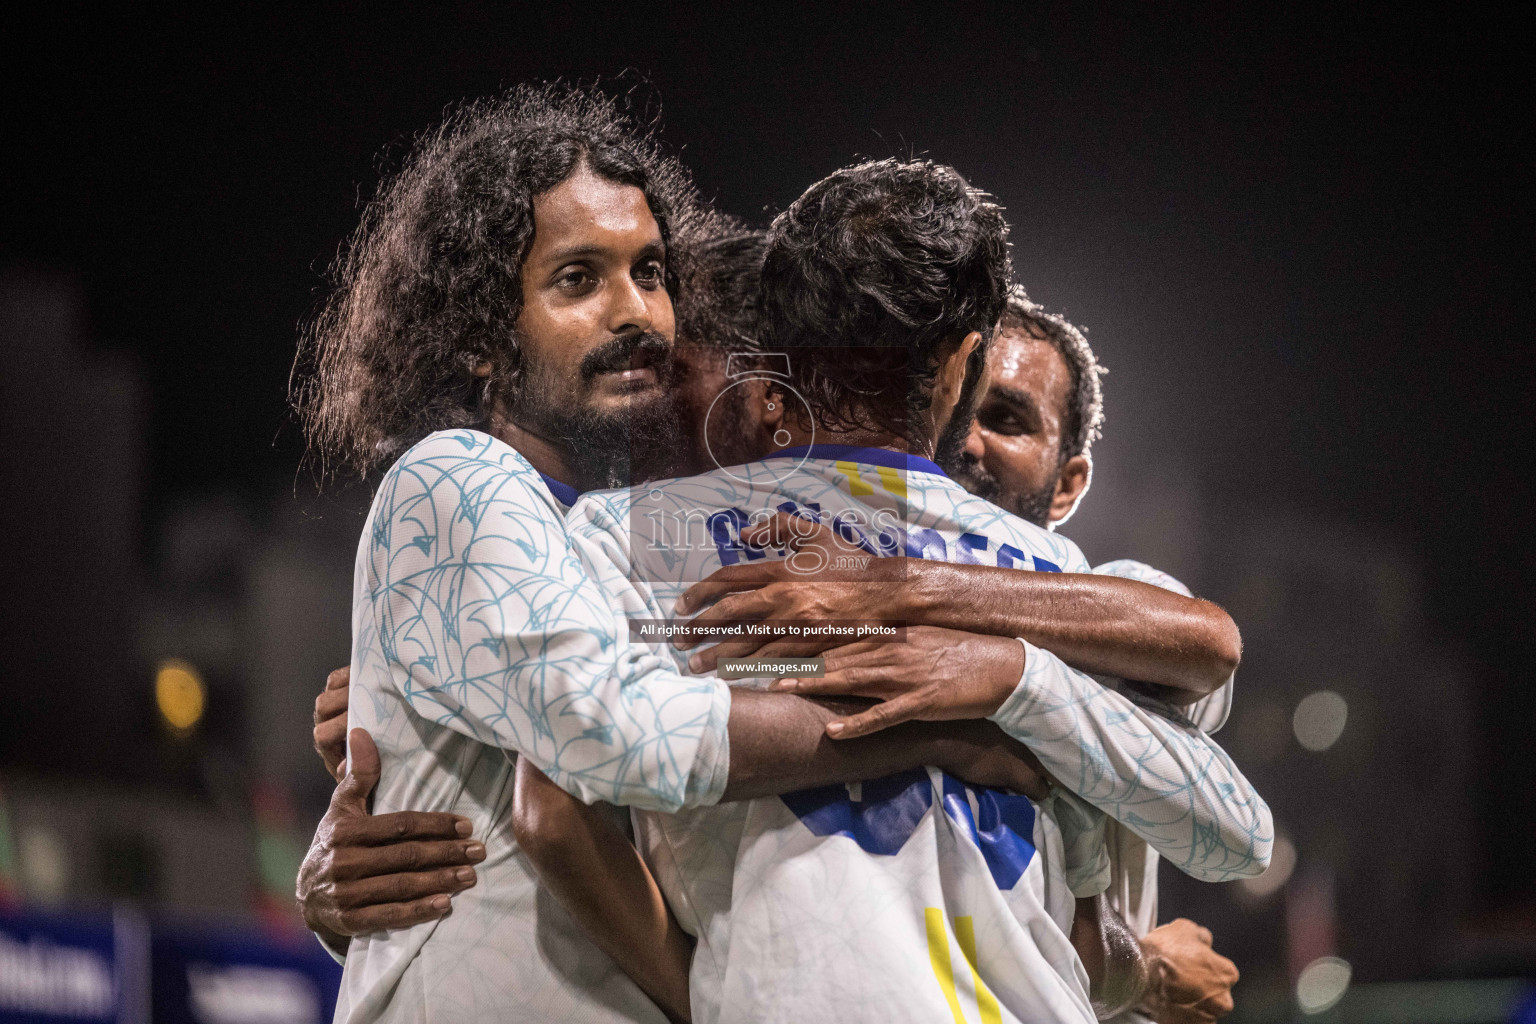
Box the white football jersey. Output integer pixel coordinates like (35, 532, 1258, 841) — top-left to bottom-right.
(336, 430, 732, 1024)
(570, 445, 1270, 1023)
(568, 445, 1108, 1024)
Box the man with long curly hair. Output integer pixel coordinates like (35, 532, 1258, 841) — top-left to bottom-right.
(293, 86, 697, 491)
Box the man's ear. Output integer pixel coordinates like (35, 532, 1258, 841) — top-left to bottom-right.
(932, 331, 984, 428)
(940, 331, 984, 400)
(1049, 454, 1092, 524)
(760, 382, 787, 432)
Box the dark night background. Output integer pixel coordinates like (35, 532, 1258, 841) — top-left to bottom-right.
(3, 2, 1533, 1005)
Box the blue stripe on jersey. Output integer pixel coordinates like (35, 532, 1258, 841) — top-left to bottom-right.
(759, 444, 949, 479)
(779, 769, 1040, 888)
(779, 768, 933, 856)
(942, 775, 1040, 889)
(705, 502, 1063, 572)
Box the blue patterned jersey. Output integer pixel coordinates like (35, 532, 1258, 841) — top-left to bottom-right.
(335, 430, 732, 1024)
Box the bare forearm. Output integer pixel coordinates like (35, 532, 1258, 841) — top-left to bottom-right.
(724, 691, 944, 800)
(905, 563, 1239, 701)
(723, 691, 1025, 801)
(513, 760, 693, 1023)
(1070, 896, 1148, 1020)
(1098, 898, 1149, 1019)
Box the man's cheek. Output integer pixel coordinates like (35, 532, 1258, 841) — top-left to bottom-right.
(650, 292, 676, 339)
(985, 443, 1028, 490)
(995, 442, 1049, 495)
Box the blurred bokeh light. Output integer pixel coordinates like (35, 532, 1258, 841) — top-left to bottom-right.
(1296, 956, 1352, 1015)
(154, 659, 206, 734)
(1292, 691, 1348, 753)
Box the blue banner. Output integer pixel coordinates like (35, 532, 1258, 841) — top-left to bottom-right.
(149, 920, 340, 1024)
(0, 908, 125, 1023)
(1, 908, 340, 1024)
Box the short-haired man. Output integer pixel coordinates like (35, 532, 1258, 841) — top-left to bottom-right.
(670, 287, 1250, 1023)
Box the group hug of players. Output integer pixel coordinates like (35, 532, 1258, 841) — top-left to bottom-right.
(290, 82, 1272, 1024)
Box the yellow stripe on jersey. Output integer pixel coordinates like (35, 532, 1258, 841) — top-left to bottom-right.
(954, 915, 1002, 1024)
(833, 461, 874, 496)
(874, 465, 909, 499)
(834, 460, 910, 499)
(927, 909, 1001, 1024)
(925, 908, 969, 1024)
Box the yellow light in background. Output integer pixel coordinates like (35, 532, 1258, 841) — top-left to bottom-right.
(155, 659, 206, 732)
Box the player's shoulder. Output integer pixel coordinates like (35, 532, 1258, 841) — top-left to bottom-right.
(1093, 558, 1235, 731)
(387, 428, 536, 481)
(566, 484, 636, 555)
(380, 428, 561, 518)
(570, 484, 629, 520)
(579, 465, 768, 517)
(938, 481, 1092, 573)
(1091, 558, 1193, 598)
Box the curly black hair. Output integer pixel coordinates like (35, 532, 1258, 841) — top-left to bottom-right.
(1001, 285, 1106, 464)
(674, 221, 768, 352)
(756, 158, 1011, 441)
(292, 82, 708, 475)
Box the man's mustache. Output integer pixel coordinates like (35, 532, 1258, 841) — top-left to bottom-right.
(579, 331, 674, 382)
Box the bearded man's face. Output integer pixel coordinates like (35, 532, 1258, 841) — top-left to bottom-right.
(503, 162, 685, 489)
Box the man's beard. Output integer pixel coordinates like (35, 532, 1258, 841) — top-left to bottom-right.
(944, 452, 1056, 528)
(510, 331, 687, 490)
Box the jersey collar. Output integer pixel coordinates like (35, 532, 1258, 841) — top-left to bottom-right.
(759, 444, 949, 480)
(538, 472, 581, 510)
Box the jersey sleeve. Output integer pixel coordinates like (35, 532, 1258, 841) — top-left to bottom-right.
(1092, 559, 1234, 733)
(1185, 675, 1233, 733)
(989, 639, 1272, 882)
(362, 431, 730, 813)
